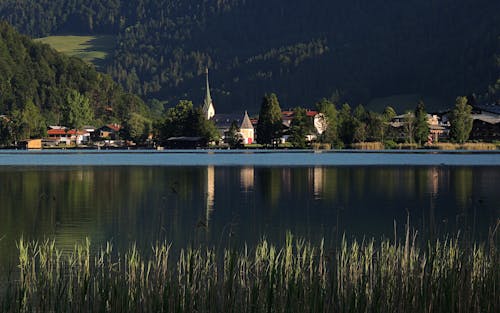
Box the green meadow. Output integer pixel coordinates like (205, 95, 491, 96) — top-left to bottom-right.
(35, 35, 116, 69)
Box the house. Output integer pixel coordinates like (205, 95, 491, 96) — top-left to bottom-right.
(96, 124, 121, 140)
(390, 113, 450, 142)
(280, 109, 319, 143)
(46, 126, 91, 145)
(469, 111, 500, 141)
(427, 114, 449, 142)
(47, 127, 71, 145)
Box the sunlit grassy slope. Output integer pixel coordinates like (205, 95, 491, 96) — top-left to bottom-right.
(36, 35, 116, 69)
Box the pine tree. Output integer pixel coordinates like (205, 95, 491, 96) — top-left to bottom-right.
(257, 93, 282, 146)
(289, 107, 312, 148)
(414, 101, 429, 145)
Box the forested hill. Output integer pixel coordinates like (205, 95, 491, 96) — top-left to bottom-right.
(0, 22, 146, 127)
(1, 0, 499, 112)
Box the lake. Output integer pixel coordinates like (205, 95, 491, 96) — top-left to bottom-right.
(0, 150, 499, 263)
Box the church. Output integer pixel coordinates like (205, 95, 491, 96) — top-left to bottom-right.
(202, 68, 254, 145)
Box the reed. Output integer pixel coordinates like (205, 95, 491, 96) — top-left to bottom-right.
(429, 142, 498, 150)
(351, 142, 385, 150)
(0, 231, 498, 313)
(459, 142, 498, 150)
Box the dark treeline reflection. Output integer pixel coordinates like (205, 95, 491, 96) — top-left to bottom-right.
(0, 166, 498, 262)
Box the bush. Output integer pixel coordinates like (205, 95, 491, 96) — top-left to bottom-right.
(383, 140, 398, 149)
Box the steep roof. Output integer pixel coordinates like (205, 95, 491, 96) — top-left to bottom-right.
(240, 111, 253, 129)
(202, 67, 215, 115)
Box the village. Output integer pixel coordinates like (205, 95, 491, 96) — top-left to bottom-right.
(3, 69, 500, 150)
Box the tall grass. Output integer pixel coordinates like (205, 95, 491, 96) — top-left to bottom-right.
(351, 142, 385, 150)
(430, 142, 498, 150)
(0, 230, 498, 313)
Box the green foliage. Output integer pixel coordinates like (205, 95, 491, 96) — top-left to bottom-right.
(450, 96, 473, 143)
(226, 121, 243, 148)
(0, 22, 146, 140)
(404, 111, 416, 144)
(315, 98, 339, 144)
(159, 100, 219, 144)
(122, 113, 153, 143)
(0, 118, 14, 146)
(21, 100, 46, 138)
(383, 106, 397, 121)
(288, 107, 313, 148)
(62, 90, 94, 130)
(414, 101, 430, 145)
(366, 111, 385, 142)
(257, 93, 282, 146)
(338, 103, 354, 144)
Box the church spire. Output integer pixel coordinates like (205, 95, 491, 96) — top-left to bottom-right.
(202, 67, 215, 120)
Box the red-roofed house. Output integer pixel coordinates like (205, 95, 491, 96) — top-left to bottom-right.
(46, 127, 90, 145)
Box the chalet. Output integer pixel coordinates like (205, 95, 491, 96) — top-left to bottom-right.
(390, 113, 449, 142)
(46, 127, 91, 145)
(96, 124, 121, 140)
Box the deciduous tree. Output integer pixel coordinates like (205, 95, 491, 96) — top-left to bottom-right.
(450, 96, 473, 143)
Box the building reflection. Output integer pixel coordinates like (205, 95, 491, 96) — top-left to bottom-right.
(313, 166, 324, 199)
(240, 166, 254, 191)
(205, 165, 215, 225)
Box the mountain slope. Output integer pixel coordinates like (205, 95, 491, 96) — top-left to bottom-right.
(0, 22, 145, 124)
(1, 0, 499, 112)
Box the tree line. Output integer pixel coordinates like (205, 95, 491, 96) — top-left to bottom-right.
(256, 93, 474, 148)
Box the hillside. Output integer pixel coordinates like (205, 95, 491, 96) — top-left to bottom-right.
(0, 22, 146, 135)
(1, 0, 499, 113)
(35, 35, 116, 70)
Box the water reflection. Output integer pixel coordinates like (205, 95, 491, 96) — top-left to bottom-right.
(240, 167, 254, 191)
(0, 166, 498, 264)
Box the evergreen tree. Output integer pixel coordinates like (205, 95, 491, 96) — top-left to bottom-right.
(257, 93, 282, 146)
(450, 96, 473, 143)
(0, 117, 14, 146)
(338, 103, 353, 144)
(414, 101, 430, 145)
(366, 111, 384, 142)
(288, 107, 312, 148)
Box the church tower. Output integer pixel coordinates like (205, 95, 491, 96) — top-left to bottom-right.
(202, 67, 215, 120)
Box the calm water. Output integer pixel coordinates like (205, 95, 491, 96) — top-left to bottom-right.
(0, 151, 499, 263)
